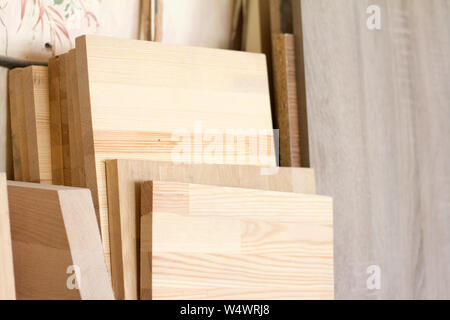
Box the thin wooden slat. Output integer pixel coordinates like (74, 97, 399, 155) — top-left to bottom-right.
(57, 54, 72, 186)
(8, 68, 29, 181)
(272, 34, 301, 166)
(74, 35, 275, 274)
(106, 159, 316, 300)
(7, 181, 114, 300)
(291, 0, 310, 167)
(48, 57, 64, 185)
(0, 173, 15, 300)
(299, 0, 450, 299)
(141, 181, 333, 300)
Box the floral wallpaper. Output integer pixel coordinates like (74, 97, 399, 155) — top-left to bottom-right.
(0, 0, 140, 59)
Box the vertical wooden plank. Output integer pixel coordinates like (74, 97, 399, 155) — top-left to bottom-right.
(48, 57, 64, 185)
(272, 34, 301, 166)
(291, 0, 310, 167)
(0, 173, 15, 300)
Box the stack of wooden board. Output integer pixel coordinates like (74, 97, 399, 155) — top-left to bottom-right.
(106, 159, 317, 299)
(47, 35, 277, 273)
(8, 67, 52, 184)
(6, 35, 336, 300)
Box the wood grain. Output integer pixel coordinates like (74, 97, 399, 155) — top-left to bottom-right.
(23, 66, 53, 184)
(48, 57, 64, 185)
(141, 181, 333, 300)
(106, 159, 316, 299)
(0, 173, 16, 300)
(300, 0, 450, 299)
(291, 0, 310, 167)
(9, 69, 28, 181)
(74, 35, 275, 274)
(272, 34, 301, 166)
(7, 181, 114, 300)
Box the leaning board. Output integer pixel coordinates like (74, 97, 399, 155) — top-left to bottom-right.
(106, 159, 316, 299)
(7, 181, 114, 300)
(141, 181, 333, 300)
(299, 0, 450, 298)
(74, 35, 275, 274)
(9, 67, 52, 184)
(0, 173, 15, 300)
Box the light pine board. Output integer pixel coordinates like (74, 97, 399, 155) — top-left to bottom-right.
(0, 173, 16, 300)
(7, 181, 114, 300)
(141, 181, 333, 300)
(9, 67, 53, 185)
(272, 34, 301, 167)
(106, 159, 316, 300)
(300, 0, 450, 299)
(74, 35, 275, 275)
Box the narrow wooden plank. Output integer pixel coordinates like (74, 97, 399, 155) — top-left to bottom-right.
(48, 57, 64, 185)
(272, 34, 301, 166)
(7, 181, 114, 300)
(291, 0, 310, 167)
(141, 181, 333, 300)
(0, 173, 16, 300)
(300, 0, 450, 299)
(58, 54, 72, 186)
(21, 66, 53, 184)
(74, 35, 275, 276)
(67, 50, 86, 189)
(106, 159, 315, 300)
(8, 69, 29, 181)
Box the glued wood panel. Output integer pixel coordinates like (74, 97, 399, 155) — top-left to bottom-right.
(74, 35, 275, 276)
(141, 181, 333, 300)
(0, 173, 15, 300)
(299, 0, 450, 299)
(106, 159, 316, 300)
(7, 181, 114, 300)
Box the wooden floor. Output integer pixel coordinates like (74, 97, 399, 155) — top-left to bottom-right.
(300, 0, 450, 299)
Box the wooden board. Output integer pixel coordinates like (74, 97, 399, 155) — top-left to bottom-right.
(106, 159, 316, 299)
(74, 35, 275, 273)
(272, 34, 301, 167)
(141, 181, 333, 300)
(291, 0, 310, 167)
(0, 173, 16, 300)
(9, 67, 52, 184)
(8, 68, 29, 181)
(299, 0, 450, 299)
(48, 57, 64, 185)
(154, 0, 235, 49)
(7, 181, 114, 300)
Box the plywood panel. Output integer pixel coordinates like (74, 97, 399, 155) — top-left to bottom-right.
(299, 0, 450, 299)
(74, 35, 275, 277)
(141, 181, 333, 300)
(0, 173, 15, 300)
(106, 159, 316, 299)
(7, 181, 114, 300)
